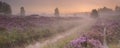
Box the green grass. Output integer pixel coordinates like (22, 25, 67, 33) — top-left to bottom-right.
(43, 31, 84, 48)
(43, 34, 78, 48)
(109, 44, 119, 48)
(0, 28, 52, 48)
(0, 23, 77, 48)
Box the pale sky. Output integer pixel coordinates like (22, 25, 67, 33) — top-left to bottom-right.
(3, 0, 120, 15)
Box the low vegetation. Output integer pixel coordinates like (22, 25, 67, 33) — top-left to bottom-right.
(0, 16, 80, 48)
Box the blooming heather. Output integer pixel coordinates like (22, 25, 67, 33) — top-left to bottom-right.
(65, 37, 103, 48)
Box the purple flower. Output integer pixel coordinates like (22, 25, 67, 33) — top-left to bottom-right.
(65, 37, 103, 48)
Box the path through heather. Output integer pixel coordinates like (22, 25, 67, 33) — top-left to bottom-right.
(25, 16, 96, 48)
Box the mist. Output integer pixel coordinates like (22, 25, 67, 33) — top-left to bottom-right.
(0, 0, 120, 48)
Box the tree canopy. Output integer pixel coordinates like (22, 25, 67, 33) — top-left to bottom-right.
(91, 9, 98, 18)
(20, 7, 25, 16)
(54, 8, 60, 17)
(0, 1, 12, 15)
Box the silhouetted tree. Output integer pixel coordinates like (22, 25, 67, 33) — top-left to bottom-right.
(91, 9, 98, 18)
(98, 7, 113, 13)
(0, 1, 3, 13)
(115, 6, 120, 12)
(0, 1, 12, 15)
(54, 8, 59, 17)
(20, 6, 25, 16)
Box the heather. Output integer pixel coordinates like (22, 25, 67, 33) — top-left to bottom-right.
(65, 15, 120, 48)
(65, 37, 103, 48)
(0, 15, 80, 48)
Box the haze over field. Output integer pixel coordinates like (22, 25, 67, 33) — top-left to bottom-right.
(0, 0, 120, 48)
(3, 0, 120, 15)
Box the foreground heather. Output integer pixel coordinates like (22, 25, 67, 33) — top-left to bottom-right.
(65, 36, 103, 48)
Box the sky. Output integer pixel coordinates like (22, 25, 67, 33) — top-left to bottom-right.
(3, 0, 120, 15)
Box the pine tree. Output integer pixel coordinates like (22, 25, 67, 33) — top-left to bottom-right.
(20, 7, 25, 16)
(0, 1, 12, 15)
(54, 8, 59, 17)
(91, 9, 98, 18)
(4, 2, 12, 14)
(0, 1, 3, 13)
(115, 6, 120, 12)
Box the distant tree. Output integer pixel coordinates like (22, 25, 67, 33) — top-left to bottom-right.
(91, 9, 98, 18)
(0, 1, 3, 13)
(98, 7, 113, 13)
(54, 8, 59, 17)
(20, 7, 25, 16)
(3, 2, 12, 15)
(115, 6, 120, 12)
(0, 1, 12, 15)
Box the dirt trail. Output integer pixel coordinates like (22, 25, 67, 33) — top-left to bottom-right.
(25, 16, 96, 48)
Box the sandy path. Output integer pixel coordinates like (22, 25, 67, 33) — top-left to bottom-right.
(25, 16, 96, 48)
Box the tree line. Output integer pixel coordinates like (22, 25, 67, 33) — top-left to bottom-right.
(0, 1, 120, 17)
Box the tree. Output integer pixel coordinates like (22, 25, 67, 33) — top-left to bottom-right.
(0, 1, 3, 13)
(115, 6, 120, 12)
(0, 1, 12, 15)
(91, 9, 98, 18)
(20, 7, 25, 16)
(98, 7, 113, 13)
(3, 2, 12, 15)
(54, 8, 59, 17)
